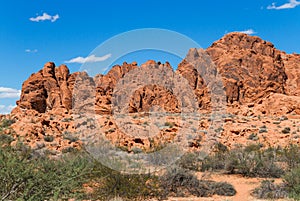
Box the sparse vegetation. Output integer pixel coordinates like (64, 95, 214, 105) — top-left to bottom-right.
(3, 116, 300, 200)
(0, 141, 92, 200)
(259, 125, 268, 133)
(160, 167, 236, 197)
(201, 143, 285, 178)
(0, 118, 15, 128)
(282, 127, 291, 134)
(177, 143, 300, 200)
(64, 133, 79, 142)
(177, 152, 202, 171)
(284, 167, 300, 200)
(252, 180, 287, 199)
(248, 133, 258, 141)
(44, 135, 54, 142)
(0, 135, 238, 200)
(91, 168, 161, 201)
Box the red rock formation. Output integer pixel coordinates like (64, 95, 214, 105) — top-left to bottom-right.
(94, 62, 138, 114)
(283, 53, 300, 96)
(16, 62, 74, 113)
(206, 33, 287, 104)
(6, 33, 300, 152)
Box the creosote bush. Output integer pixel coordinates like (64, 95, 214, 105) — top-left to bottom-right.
(200, 143, 284, 178)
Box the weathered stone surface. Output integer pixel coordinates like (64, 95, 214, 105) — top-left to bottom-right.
(16, 62, 75, 113)
(206, 32, 287, 104)
(283, 54, 300, 96)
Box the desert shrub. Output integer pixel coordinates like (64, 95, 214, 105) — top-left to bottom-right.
(284, 166, 300, 200)
(248, 133, 258, 141)
(201, 144, 284, 178)
(212, 181, 237, 196)
(177, 152, 202, 171)
(280, 144, 300, 170)
(228, 146, 283, 177)
(43, 135, 54, 142)
(200, 143, 228, 171)
(0, 134, 14, 144)
(160, 167, 236, 197)
(252, 180, 287, 199)
(282, 127, 291, 134)
(0, 143, 93, 200)
(90, 164, 161, 201)
(0, 118, 15, 128)
(63, 132, 79, 142)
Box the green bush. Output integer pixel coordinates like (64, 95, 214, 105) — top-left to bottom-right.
(284, 167, 300, 200)
(0, 118, 15, 128)
(98, 173, 160, 200)
(202, 144, 284, 178)
(43, 135, 54, 142)
(200, 142, 228, 171)
(0, 143, 92, 200)
(177, 152, 202, 171)
(280, 144, 300, 170)
(89, 162, 161, 201)
(0, 134, 14, 144)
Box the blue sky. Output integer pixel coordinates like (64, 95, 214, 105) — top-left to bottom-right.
(0, 0, 300, 113)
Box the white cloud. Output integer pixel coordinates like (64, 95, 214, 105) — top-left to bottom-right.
(65, 54, 112, 64)
(52, 14, 59, 22)
(25, 49, 38, 53)
(0, 105, 16, 114)
(0, 87, 21, 99)
(29, 13, 60, 22)
(234, 29, 256, 35)
(267, 0, 300, 10)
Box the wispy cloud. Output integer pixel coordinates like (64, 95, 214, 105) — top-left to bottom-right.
(234, 29, 256, 35)
(25, 49, 38, 53)
(267, 0, 300, 10)
(29, 13, 60, 22)
(0, 105, 16, 114)
(65, 54, 112, 64)
(0, 87, 21, 99)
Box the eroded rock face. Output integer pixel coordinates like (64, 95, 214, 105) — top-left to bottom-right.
(128, 85, 180, 113)
(206, 33, 287, 104)
(177, 49, 217, 111)
(16, 62, 74, 113)
(283, 54, 300, 96)
(94, 62, 138, 114)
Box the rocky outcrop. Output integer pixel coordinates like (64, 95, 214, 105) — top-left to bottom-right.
(206, 32, 287, 104)
(6, 33, 300, 152)
(94, 62, 138, 114)
(283, 53, 300, 96)
(16, 62, 74, 113)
